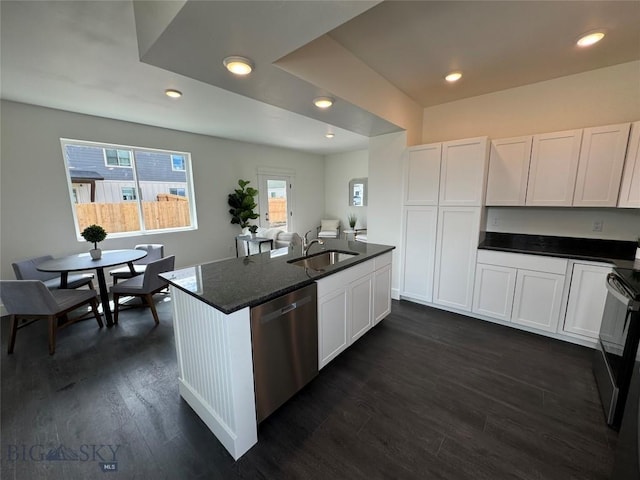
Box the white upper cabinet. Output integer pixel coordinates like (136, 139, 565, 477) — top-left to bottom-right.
(485, 136, 533, 206)
(573, 123, 631, 207)
(526, 129, 583, 206)
(619, 121, 640, 208)
(404, 144, 441, 205)
(439, 137, 489, 206)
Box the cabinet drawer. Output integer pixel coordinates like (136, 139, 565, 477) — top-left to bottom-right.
(476, 250, 567, 274)
(316, 259, 374, 297)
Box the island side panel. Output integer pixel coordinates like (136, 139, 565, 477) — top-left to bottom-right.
(170, 286, 257, 460)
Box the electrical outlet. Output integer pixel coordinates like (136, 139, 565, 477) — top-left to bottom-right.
(592, 220, 603, 232)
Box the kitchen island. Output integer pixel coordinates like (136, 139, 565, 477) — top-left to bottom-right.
(161, 239, 394, 460)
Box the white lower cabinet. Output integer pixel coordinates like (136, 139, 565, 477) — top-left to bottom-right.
(400, 206, 437, 302)
(473, 250, 567, 333)
(563, 263, 612, 339)
(512, 269, 565, 333)
(472, 264, 517, 321)
(317, 252, 392, 369)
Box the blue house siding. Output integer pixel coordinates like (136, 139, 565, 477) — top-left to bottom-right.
(64, 145, 187, 183)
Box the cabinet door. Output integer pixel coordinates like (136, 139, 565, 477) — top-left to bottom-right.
(563, 263, 611, 339)
(619, 121, 640, 208)
(400, 206, 437, 302)
(373, 264, 392, 325)
(318, 289, 348, 369)
(433, 207, 481, 311)
(512, 269, 565, 333)
(526, 129, 582, 206)
(573, 123, 631, 207)
(485, 136, 532, 206)
(404, 144, 441, 205)
(439, 137, 489, 206)
(472, 264, 517, 321)
(350, 275, 373, 343)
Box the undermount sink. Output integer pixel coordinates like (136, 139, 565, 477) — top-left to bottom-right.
(288, 250, 358, 271)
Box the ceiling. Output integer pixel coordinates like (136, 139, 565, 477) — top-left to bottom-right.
(1, 1, 639, 156)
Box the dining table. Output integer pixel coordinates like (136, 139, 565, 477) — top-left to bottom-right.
(37, 249, 147, 327)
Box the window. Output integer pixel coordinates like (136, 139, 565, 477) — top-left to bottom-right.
(121, 186, 137, 201)
(61, 139, 197, 238)
(105, 149, 132, 167)
(171, 154, 185, 171)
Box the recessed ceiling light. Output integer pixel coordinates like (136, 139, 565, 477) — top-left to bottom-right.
(165, 89, 182, 98)
(325, 132, 335, 139)
(445, 72, 462, 83)
(223, 56, 253, 75)
(577, 31, 605, 47)
(313, 96, 334, 109)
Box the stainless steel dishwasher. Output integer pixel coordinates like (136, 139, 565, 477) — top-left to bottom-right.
(250, 283, 318, 423)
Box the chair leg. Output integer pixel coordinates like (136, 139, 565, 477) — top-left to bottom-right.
(90, 298, 103, 328)
(8, 315, 18, 354)
(48, 316, 57, 355)
(113, 293, 120, 325)
(146, 294, 160, 325)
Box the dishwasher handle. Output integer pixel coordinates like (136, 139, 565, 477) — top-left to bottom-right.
(606, 273, 633, 308)
(258, 294, 313, 324)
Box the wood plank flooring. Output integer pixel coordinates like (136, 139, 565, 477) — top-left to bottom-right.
(1, 298, 616, 479)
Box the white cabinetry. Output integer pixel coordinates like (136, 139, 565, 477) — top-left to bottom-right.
(473, 250, 567, 333)
(485, 136, 532, 206)
(619, 121, 640, 208)
(512, 270, 565, 333)
(404, 144, 441, 205)
(563, 262, 612, 339)
(472, 264, 517, 321)
(433, 207, 482, 311)
(573, 123, 631, 207)
(400, 206, 437, 302)
(439, 137, 490, 206)
(526, 129, 583, 206)
(317, 253, 392, 369)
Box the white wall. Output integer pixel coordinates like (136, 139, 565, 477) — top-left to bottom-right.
(422, 61, 640, 241)
(486, 207, 640, 241)
(368, 131, 406, 299)
(324, 149, 368, 231)
(0, 101, 326, 280)
(423, 61, 640, 142)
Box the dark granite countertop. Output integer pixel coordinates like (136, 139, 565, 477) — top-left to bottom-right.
(161, 239, 395, 314)
(478, 232, 638, 269)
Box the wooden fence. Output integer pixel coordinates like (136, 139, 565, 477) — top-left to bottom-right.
(76, 200, 191, 233)
(268, 198, 287, 225)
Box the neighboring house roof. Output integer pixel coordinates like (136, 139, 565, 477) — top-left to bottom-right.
(69, 169, 104, 181)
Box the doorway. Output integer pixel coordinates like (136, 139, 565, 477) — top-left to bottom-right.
(258, 171, 294, 232)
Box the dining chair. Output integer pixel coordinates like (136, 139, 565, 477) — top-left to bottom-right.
(110, 255, 175, 325)
(12, 255, 95, 290)
(109, 244, 165, 284)
(0, 280, 103, 355)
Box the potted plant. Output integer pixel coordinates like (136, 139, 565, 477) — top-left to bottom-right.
(347, 212, 357, 230)
(81, 224, 107, 260)
(228, 179, 259, 236)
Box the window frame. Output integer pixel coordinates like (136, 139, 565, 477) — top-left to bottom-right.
(171, 154, 186, 172)
(104, 148, 133, 168)
(60, 138, 198, 241)
(121, 186, 138, 201)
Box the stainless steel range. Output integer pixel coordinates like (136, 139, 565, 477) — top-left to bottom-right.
(593, 268, 640, 429)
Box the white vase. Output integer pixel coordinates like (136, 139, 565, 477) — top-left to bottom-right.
(90, 248, 102, 260)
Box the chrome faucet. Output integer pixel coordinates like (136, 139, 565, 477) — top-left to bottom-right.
(304, 238, 324, 256)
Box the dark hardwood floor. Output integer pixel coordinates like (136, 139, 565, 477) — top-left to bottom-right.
(1, 297, 616, 479)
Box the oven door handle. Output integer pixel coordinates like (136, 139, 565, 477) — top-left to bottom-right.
(606, 273, 632, 307)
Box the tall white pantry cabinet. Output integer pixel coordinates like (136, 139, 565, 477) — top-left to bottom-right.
(400, 137, 489, 312)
